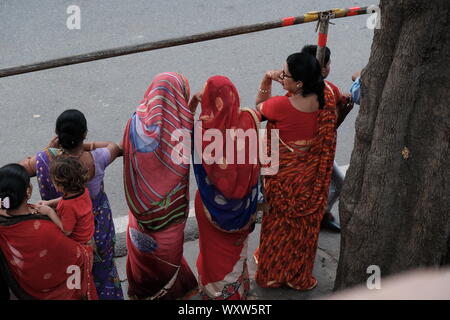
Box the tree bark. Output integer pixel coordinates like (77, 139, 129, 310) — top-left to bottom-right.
(335, 0, 450, 290)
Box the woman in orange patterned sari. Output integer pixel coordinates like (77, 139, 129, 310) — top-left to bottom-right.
(254, 52, 337, 290)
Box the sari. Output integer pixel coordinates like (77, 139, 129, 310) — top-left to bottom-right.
(255, 83, 337, 290)
(193, 75, 260, 300)
(35, 148, 124, 300)
(0, 214, 97, 300)
(123, 72, 197, 300)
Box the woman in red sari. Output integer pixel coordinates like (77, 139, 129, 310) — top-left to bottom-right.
(123, 72, 198, 300)
(192, 75, 260, 300)
(254, 52, 337, 290)
(0, 164, 97, 300)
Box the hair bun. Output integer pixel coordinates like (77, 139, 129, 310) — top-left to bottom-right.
(58, 131, 81, 149)
(55, 110, 87, 150)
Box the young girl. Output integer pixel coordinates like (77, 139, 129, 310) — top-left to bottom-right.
(36, 156, 95, 246)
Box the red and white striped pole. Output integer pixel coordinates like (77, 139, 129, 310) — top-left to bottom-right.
(315, 11, 332, 68)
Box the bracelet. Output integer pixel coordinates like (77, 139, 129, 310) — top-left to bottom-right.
(259, 88, 270, 94)
(90, 142, 95, 151)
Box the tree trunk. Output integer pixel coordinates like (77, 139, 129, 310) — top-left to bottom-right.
(334, 0, 450, 291)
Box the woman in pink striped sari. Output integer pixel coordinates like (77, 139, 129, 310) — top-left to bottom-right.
(122, 72, 198, 300)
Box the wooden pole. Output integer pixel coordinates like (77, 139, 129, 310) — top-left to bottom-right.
(0, 6, 369, 78)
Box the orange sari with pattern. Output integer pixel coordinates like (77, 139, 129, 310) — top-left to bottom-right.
(255, 84, 337, 290)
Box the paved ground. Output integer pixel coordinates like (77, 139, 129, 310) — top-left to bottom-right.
(115, 218, 341, 300)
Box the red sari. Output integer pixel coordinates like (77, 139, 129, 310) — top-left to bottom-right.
(255, 83, 337, 290)
(195, 193, 252, 300)
(194, 75, 260, 299)
(0, 214, 97, 300)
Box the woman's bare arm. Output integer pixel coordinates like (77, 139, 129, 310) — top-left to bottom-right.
(255, 70, 282, 106)
(18, 136, 59, 177)
(18, 156, 37, 177)
(85, 141, 123, 162)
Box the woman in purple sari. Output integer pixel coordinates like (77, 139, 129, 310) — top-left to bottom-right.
(20, 109, 124, 300)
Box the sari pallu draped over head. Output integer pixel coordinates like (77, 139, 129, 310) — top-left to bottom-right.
(123, 72, 194, 231)
(0, 214, 97, 300)
(193, 75, 260, 300)
(193, 75, 261, 232)
(123, 72, 197, 300)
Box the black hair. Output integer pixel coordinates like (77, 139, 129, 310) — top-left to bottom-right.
(55, 109, 87, 150)
(0, 164, 30, 211)
(286, 52, 326, 109)
(301, 44, 331, 66)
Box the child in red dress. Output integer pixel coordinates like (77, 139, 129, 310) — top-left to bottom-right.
(36, 156, 95, 246)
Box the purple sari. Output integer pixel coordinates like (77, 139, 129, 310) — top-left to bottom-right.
(35, 147, 124, 300)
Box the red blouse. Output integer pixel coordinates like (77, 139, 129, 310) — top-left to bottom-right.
(260, 95, 318, 142)
(56, 188, 94, 244)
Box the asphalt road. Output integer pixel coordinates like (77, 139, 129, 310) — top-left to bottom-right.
(0, 0, 375, 224)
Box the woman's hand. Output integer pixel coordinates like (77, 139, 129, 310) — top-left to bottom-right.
(36, 200, 50, 207)
(36, 197, 60, 208)
(47, 136, 60, 149)
(35, 204, 56, 216)
(352, 70, 361, 81)
(35, 204, 66, 233)
(0, 209, 11, 217)
(188, 91, 203, 113)
(264, 70, 283, 84)
(336, 93, 354, 128)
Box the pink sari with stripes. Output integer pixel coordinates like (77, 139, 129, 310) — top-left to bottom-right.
(123, 72, 197, 299)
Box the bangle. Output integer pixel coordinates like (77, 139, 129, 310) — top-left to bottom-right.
(90, 142, 95, 151)
(259, 88, 270, 94)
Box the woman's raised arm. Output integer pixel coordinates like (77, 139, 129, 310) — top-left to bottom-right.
(85, 141, 123, 162)
(255, 70, 282, 106)
(19, 156, 37, 177)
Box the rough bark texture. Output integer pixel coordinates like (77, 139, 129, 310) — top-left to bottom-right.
(334, 0, 450, 290)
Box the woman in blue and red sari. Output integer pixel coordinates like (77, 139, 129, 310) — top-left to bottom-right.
(20, 110, 124, 300)
(192, 75, 260, 300)
(122, 72, 198, 300)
